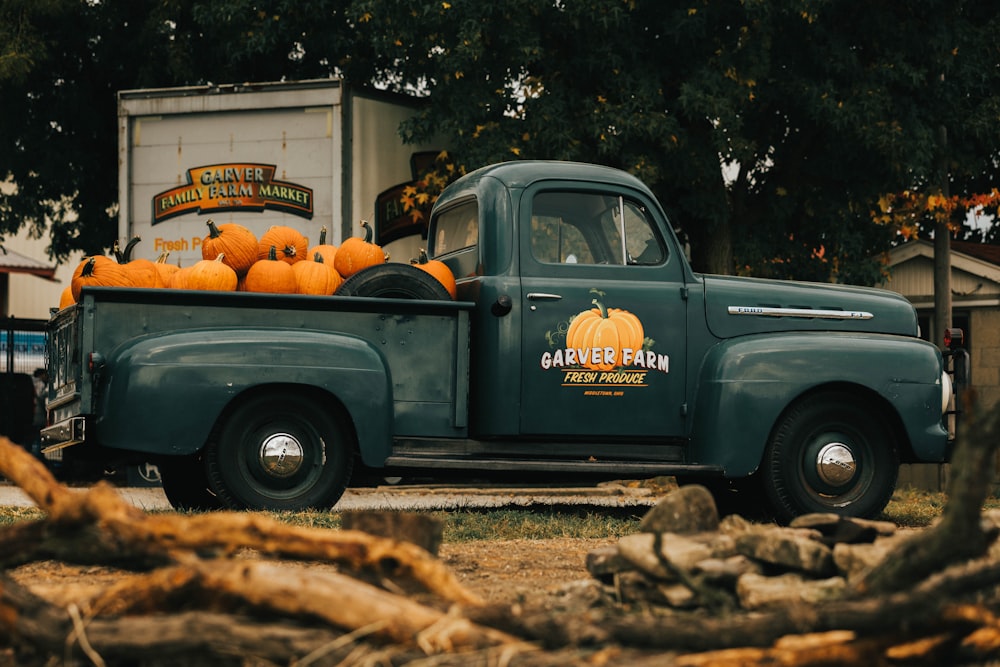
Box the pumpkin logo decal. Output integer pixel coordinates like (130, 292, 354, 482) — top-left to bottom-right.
(541, 289, 668, 393)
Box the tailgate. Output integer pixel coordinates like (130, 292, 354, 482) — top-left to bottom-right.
(46, 304, 84, 423)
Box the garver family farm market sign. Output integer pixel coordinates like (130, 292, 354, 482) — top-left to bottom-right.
(152, 163, 314, 223)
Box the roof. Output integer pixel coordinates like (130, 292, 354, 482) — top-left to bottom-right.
(952, 240, 1000, 266)
(0, 247, 57, 281)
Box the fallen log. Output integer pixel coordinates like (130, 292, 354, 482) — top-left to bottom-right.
(0, 437, 480, 605)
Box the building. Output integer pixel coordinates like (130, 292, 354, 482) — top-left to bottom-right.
(880, 239, 1000, 490)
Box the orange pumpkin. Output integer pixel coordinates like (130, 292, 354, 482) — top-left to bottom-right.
(71, 256, 132, 301)
(58, 285, 75, 309)
(185, 253, 238, 291)
(153, 252, 181, 286)
(565, 297, 644, 371)
(115, 237, 161, 288)
(202, 219, 259, 275)
(308, 225, 338, 267)
(293, 252, 343, 295)
(258, 225, 307, 265)
(411, 249, 456, 299)
(335, 220, 385, 278)
(167, 265, 193, 289)
(244, 245, 297, 293)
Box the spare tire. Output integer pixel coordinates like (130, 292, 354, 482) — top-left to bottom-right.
(335, 262, 452, 300)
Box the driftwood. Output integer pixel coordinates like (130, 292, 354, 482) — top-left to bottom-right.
(0, 437, 530, 664)
(854, 389, 1000, 596)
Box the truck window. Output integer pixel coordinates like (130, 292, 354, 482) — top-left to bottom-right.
(530, 192, 665, 266)
(433, 200, 478, 258)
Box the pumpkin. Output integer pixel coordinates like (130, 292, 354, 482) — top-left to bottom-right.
(153, 252, 181, 286)
(202, 219, 258, 275)
(565, 297, 644, 371)
(185, 253, 238, 291)
(114, 237, 161, 288)
(257, 225, 307, 265)
(167, 265, 193, 289)
(293, 252, 343, 295)
(71, 255, 132, 301)
(308, 225, 338, 267)
(335, 220, 385, 278)
(243, 245, 297, 293)
(411, 248, 456, 299)
(58, 285, 75, 309)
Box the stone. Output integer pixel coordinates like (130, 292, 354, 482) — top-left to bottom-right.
(639, 484, 720, 534)
(790, 513, 896, 545)
(586, 545, 635, 581)
(832, 535, 907, 583)
(735, 526, 835, 576)
(339, 510, 443, 555)
(617, 531, 737, 581)
(737, 572, 846, 610)
(694, 555, 764, 587)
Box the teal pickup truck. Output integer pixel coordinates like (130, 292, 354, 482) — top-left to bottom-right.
(42, 161, 961, 521)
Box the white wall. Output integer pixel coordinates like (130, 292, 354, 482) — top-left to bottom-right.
(6, 227, 84, 320)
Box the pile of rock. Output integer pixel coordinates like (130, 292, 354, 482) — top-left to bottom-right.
(585, 484, 910, 610)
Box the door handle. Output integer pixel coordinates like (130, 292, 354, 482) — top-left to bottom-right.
(526, 292, 562, 301)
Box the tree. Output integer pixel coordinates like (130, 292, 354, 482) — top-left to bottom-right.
(2, 0, 1000, 284)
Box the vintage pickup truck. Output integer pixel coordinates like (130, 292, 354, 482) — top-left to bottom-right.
(42, 161, 961, 521)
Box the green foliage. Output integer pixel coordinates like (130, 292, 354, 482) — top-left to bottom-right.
(1, 0, 999, 283)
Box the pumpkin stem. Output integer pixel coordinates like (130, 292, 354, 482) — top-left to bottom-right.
(313, 252, 325, 264)
(318, 226, 328, 245)
(123, 236, 142, 262)
(214, 253, 226, 263)
(360, 220, 372, 243)
(81, 257, 98, 278)
(267, 245, 278, 261)
(206, 219, 222, 239)
(592, 298, 609, 319)
(156, 251, 170, 264)
(417, 248, 430, 265)
(113, 240, 123, 263)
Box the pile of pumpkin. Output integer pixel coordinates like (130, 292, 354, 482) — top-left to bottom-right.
(60, 220, 456, 310)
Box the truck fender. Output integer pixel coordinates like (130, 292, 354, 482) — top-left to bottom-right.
(94, 328, 393, 462)
(688, 332, 948, 476)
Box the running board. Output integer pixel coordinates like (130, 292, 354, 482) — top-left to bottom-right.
(382, 455, 724, 476)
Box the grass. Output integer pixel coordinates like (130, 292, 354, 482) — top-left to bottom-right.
(0, 486, 992, 536)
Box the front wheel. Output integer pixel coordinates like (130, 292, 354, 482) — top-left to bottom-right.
(206, 392, 354, 510)
(159, 453, 224, 511)
(762, 391, 898, 523)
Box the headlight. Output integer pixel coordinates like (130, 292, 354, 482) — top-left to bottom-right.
(941, 369, 953, 415)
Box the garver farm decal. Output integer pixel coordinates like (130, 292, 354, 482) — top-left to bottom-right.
(541, 290, 668, 395)
(152, 163, 313, 224)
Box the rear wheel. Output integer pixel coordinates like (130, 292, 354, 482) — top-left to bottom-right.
(206, 393, 354, 510)
(762, 391, 898, 523)
(158, 453, 223, 511)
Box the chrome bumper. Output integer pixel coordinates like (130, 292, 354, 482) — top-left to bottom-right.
(40, 417, 86, 455)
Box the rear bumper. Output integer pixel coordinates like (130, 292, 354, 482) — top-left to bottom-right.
(40, 417, 86, 456)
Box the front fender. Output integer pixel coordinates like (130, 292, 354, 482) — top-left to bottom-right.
(94, 328, 392, 461)
(689, 332, 949, 476)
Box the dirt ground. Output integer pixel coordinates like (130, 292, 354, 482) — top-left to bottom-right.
(9, 537, 610, 610)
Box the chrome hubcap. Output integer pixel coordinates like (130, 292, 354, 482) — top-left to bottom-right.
(815, 442, 857, 487)
(259, 433, 304, 478)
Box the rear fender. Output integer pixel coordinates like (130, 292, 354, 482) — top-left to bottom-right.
(94, 328, 392, 462)
(689, 332, 949, 476)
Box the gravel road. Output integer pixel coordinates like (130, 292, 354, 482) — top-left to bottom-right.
(0, 480, 665, 512)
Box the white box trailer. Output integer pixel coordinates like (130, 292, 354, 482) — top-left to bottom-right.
(118, 79, 443, 268)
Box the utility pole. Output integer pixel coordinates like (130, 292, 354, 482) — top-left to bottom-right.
(933, 110, 952, 346)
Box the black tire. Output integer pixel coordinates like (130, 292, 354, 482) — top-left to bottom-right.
(762, 391, 898, 523)
(336, 262, 452, 300)
(158, 454, 224, 511)
(205, 392, 354, 511)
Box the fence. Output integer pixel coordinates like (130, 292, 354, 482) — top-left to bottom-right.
(0, 318, 47, 445)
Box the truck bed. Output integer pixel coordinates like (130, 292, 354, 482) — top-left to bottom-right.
(46, 286, 471, 454)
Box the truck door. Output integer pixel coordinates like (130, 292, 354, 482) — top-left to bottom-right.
(519, 186, 688, 439)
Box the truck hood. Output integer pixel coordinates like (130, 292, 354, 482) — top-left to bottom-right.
(702, 274, 919, 339)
